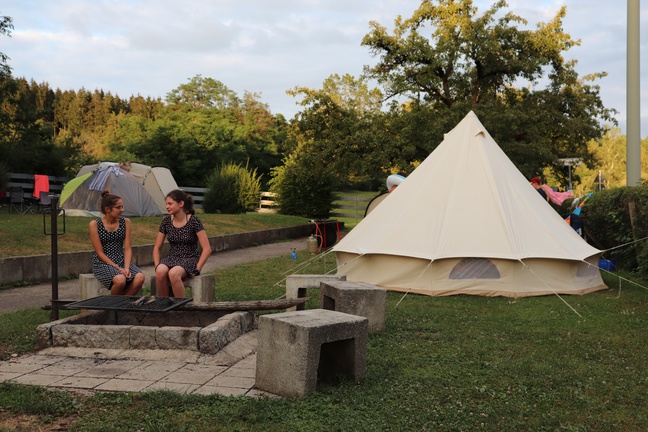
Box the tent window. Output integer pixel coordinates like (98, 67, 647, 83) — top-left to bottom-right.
(449, 258, 500, 280)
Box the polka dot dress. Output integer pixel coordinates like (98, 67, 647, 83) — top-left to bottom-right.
(92, 218, 142, 289)
(158, 214, 205, 274)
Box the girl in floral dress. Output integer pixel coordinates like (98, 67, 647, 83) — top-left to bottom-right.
(153, 189, 212, 297)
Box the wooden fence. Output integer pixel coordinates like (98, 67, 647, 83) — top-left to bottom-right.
(6, 173, 69, 199)
(331, 194, 372, 220)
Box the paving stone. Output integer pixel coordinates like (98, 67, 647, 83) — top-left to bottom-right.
(117, 361, 185, 380)
(204, 375, 256, 389)
(54, 376, 109, 389)
(221, 367, 256, 378)
(10, 373, 66, 386)
(0, 371, 24, 382)
(0, 360, 49, 374)
(95, 378, 153, 392)
(75, 360, 145, 378)
(161, 364, 228, 385)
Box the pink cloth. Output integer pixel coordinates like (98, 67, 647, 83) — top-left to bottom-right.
(540, 184, 574, 205)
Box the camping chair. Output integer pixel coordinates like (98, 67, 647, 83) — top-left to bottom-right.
(9, 187, 25, 214)
(37, 191, 53, 213)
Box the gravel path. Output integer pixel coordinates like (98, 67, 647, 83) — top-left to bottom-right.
(0, 238, 308, 314)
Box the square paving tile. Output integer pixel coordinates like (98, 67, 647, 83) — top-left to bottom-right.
(95, 378, 153, 392)
(204, 375, 256, 389)
(160, 364, 228, 385)
(54, 376, 109, 389)
(0, 371, 24, 382)
(75, 360, 145, 378)
(0, 361, 48, 374)
(10, 373, 66, 387)
(221, 367, 256, 379)
(117, 361, 185, 380)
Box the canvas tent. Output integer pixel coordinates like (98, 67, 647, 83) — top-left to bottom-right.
(334, 112, 607, 297)
(60, 162, 179, 217)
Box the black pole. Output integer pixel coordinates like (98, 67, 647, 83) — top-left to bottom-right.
(50, 196, 59, 321)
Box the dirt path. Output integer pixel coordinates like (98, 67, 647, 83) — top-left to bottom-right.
(0, 238, 308, 314)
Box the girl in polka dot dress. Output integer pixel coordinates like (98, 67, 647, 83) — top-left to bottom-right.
(89, 191, 145, 295)
(153, 189, 212, 297)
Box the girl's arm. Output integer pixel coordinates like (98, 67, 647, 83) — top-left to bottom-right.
(153, 231, 166, 268)
(195, 230, 212, 272)
(123, 218, 133, 277)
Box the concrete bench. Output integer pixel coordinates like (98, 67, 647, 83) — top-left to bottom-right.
(285, 274, 346, 311)
(149, 274, 215, 303)
(79, 274, 111, 299)
(320, 280, 387, 333)
(79, 273, 144, 299)
(255, 309, 368, 398)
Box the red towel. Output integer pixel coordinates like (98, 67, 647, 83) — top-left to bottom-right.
(33, 174, 50, 198)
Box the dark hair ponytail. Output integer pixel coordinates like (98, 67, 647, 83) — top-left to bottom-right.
(166, 189, 195, 215)
(99, 190, 121, 213)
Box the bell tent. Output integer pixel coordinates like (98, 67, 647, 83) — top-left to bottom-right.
(60, 162, 179, 217)
(334, 112, 607, 297)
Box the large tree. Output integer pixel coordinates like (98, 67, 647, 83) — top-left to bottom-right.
(286, 74, 392, 188)
(361, 0, 616, 184)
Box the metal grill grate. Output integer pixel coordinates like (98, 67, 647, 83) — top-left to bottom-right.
(63, 295, 192, 313)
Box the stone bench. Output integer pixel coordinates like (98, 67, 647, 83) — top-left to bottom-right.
(149, 274, 215, 303)
(320, 280, 387, 333)
(285, 274, 346, 311)
(79, 273, 144, 300)
(79, 274, 110, 299)
(255, 309, 368, 398)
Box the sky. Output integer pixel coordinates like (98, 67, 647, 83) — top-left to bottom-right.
(2, 0, 647, 136)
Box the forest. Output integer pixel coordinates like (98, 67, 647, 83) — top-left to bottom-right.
(0, 1, 645, 198)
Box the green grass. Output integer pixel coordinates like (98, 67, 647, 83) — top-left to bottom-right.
(1, 253, 647, 431)
(0, 212, 309, 258)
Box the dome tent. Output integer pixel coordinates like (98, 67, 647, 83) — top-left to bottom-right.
(334, 112, 607, 298)
(60, 162, 179, 217)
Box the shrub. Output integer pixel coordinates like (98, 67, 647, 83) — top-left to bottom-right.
(202, 162, 261, 214)
(269, 153, 336, 218)
(582, 184, 648, 275)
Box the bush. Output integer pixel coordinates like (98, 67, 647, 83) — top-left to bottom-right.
(581, 184, 648, 275)
(269, 153, 336, 218)
(202, 162, 261, 214)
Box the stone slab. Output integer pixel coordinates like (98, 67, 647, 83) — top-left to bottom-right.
(320, 280, 387, 333)
(285, 274, 346, 311)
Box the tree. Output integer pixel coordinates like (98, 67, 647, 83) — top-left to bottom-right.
(286, 74, 392, 189)
(361, 0, 616, 185)
(0, 13, 12, 77)
(165, 75, 239, 110)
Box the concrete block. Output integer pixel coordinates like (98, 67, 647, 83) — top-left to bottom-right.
(320, 280, 387, 333)
(255, 309, 368, 398)
(79, 274, 110, 299)
(149, 274, 215, 303)
(285, 274, 346, 311)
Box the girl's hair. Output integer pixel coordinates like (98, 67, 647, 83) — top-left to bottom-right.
(166, 189, 195, 215)
(99, 190, 121, 213)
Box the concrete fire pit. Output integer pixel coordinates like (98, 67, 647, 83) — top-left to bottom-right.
(36, 309, 257, 354)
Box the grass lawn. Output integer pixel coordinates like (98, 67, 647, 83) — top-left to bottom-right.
(0, 251, 647, 431)
(0, 212, 309, 258)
